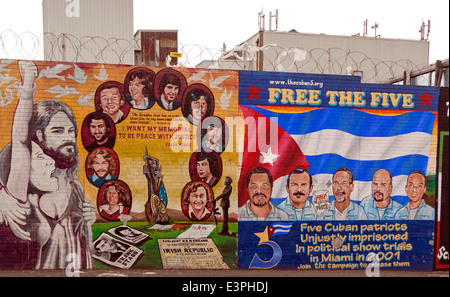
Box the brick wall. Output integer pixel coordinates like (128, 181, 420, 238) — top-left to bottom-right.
(0, 59, 443, 271)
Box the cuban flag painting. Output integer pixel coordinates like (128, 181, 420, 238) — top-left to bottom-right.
(243, 105, 436, 206)
(238, 70, 439, 209)
(238, 105, 310, 207)
(269, 222, 294, 237)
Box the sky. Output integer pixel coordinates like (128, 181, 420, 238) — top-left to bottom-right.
(0, 0, 448, 62)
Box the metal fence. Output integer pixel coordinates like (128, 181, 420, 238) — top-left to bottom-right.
(1, 30, 447, 85)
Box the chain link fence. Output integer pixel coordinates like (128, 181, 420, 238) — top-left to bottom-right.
(1, 30, 446, 85)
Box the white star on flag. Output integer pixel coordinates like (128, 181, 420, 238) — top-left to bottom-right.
(260, 147, 279, 166)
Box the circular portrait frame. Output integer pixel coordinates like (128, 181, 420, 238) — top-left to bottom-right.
(85, 147, 120, 188)
(181, 83, 215, 126)
(180, 180, 214, 222)
(81, 111, 116, 152)
(197, 116, 229, 154)
(188, 149, 222, 187)
(123, 67, 156, 110)
(97, 179, 132, 221)
(94, 81, 130, 124)
(154, 68, 187, 111)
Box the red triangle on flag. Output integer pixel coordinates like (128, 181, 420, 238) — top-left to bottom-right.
(238, 106, 310, 207)
(268, 225, 276, 239)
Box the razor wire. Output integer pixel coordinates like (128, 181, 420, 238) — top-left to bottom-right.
(0, 30, 435, 84)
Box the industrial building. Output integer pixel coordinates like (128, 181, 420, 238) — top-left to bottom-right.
(42, 0, 134, 64)
(197, 29, 433, 84)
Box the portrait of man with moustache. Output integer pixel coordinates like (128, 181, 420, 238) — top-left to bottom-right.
(238, 166, 289, 221)
(82, 112, 116, 152)
(86, 148, 118, 187)
(277, 168, 317, 221)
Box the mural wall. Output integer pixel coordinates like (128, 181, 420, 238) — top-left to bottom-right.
(0, 60, 239, 270)
(0, 59, 445, 271)
(237, 71, 440, 270)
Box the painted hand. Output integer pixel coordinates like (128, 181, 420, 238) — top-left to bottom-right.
(82, 202, 97, 226)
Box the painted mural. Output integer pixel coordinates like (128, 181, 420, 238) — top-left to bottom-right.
(0, 59, 239, 270)
(0, 59, 445, 272)
(237, 71, 440, 270)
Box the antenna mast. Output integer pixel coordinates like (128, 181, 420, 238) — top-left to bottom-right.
(269, 9, 278, 31)
(371, 22, 380, 38)
(258, 10, 265, 31)
(363, 19, 368, 36)
(419, 20, 431, 40)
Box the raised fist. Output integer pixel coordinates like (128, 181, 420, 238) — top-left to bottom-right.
(18, 60, 38, 89)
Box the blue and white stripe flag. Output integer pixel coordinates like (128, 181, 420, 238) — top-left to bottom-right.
(247, 106, 436, 205)
(270, 222, 294, 237)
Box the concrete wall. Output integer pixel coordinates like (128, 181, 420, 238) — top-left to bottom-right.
(210, 31, 430, 84)
(43, 0, 134, 64)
